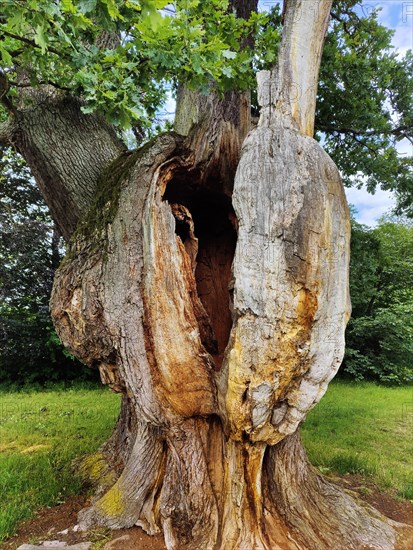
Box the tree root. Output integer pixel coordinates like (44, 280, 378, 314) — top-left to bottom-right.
(265, 432, 413, 550)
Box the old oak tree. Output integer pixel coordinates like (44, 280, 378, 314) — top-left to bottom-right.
(0, 0, 412, 548)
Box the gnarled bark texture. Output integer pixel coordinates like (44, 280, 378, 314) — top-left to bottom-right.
(4, 90, 125, 240)
(3, 0, 412, 548)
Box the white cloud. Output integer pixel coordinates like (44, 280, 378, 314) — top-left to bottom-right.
(396, 138, 413, 157)
(345, 185, 396, 226)
(374, 1, 412, 56)
(392, 16, 413, 56)
(158, 90, 176, 121)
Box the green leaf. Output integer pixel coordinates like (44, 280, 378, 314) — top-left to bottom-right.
(222, 66, 232, 77)
(101, 0, 121, 19)
(61, 0, 76, 14)
(80, 104, 96, 114)
(141, 9, 164, 31)
(125, 0, 141, 10)
(0, 45, 13, 66)
(126, 104, 144, 119)
(8, 10, 25, 32)
(222, 49, 236, 59)
(78, 0, 97, 13)
(34, 24, 48, 53)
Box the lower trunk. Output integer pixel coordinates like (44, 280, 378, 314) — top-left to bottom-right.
(50, 123, 412, 549)
(75, 419, 412, 550)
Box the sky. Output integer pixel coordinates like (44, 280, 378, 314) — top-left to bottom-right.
(345, 1, 412, 225)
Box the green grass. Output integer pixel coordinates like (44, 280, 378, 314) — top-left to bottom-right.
(0, 380, 412, 543)
(301, 380, 413, 500)
(0, 383, 121, 542)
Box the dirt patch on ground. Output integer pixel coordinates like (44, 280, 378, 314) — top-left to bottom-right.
(3, 496, 88, 549)
(335, 473, 413, 526)
(2, 496, 166, 550)
(3, 476, 412, 549)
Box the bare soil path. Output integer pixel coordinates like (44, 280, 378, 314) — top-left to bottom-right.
(3, 475, 412, 550)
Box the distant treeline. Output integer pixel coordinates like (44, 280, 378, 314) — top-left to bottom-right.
(0, 147, 98, 387)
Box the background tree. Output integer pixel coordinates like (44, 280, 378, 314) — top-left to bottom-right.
(0, 146, 96, 385)
(317, 2, 413, 214)
(0, 1, 412, 549)
(256, 1, 413, 214)
(343, 212, 413, 384)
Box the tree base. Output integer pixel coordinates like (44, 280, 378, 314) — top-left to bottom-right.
(76, 422, 413, 550)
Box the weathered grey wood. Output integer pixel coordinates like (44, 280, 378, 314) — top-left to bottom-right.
(220, 108, 351, 446)
(259, 0, 332, 136)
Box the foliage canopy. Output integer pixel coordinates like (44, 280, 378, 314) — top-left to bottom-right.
(0, 1, 411, 212)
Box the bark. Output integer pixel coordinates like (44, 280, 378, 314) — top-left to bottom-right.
(265, 432, 411, 549)
(51, 225, 61, 271)
(175, 86, 251, 189)
(49, 118, 411, 547)
(7, 0, 413, 548)
(4, 90, 125, 240)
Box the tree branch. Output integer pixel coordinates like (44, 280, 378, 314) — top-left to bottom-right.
(0, 30, 65, 58)
(0, 70, 16, 114)
(317, 123, 413, 140)
(354, 135, 379, 157)
(263, 0, 333, 136)
(330, 11, 356, 37)
(0, 70, 9, 97)
(0, 119, 13, 146)
(8, 79, 72, 92)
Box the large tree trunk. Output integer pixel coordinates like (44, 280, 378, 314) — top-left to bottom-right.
(3, 90, 125, 240)
(3, 0, 413, 548)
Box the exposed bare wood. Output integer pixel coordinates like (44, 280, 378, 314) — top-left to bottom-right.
(260, 0, 333, 136)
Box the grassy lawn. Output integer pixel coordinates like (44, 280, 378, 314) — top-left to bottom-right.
(302, 380, 413, 500)
(0, 384, 121, 542)
(0, 380, 412, 542)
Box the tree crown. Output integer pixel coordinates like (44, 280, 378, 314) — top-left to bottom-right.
(0, 0, 412, 213)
